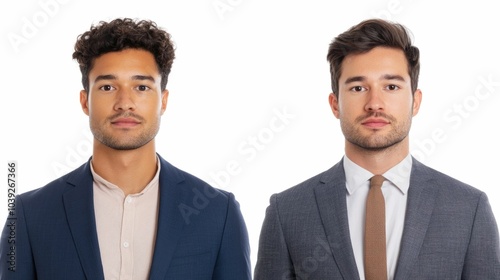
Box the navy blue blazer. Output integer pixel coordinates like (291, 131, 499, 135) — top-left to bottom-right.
(0, 155, 251, 279)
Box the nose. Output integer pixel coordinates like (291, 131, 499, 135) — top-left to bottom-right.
(364, 89, 384, 112)
(113, 88, 136, 111)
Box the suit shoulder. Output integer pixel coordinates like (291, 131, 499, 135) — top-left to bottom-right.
(160, 158, 233, 203)
(277, 172, 324, 197)
(181, 168, 232, 199)
(273, 162, 341, 203)
(415, 160, 484, 197)
(18, 162, 86, 204)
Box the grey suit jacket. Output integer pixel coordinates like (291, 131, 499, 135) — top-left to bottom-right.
(254, 158, 500, 279)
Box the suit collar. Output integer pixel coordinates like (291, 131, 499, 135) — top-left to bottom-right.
(148, 155, 188, 279)
(394, 157, 437, 280)
(62, 155, 189, 280)
(314, 159, 361, 280)
(63, 159, 105, 280)
(314, 157, 437, 280)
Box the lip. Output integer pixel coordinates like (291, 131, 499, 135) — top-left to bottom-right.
(361, 118, 390, 128)
(111, 117, 141, 128)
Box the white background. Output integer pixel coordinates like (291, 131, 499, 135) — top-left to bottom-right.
(1, 0, 499, 273)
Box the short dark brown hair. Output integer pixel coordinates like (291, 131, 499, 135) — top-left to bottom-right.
(327, 19, 420, 96)
(73, 18, 175, 92)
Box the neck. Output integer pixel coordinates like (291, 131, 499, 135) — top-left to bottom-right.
(345, 138, 409, 175)
(91, 140, 158, 195)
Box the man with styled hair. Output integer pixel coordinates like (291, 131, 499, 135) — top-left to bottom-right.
(0, 18, 251, 280)
(254, 18, 500, 279)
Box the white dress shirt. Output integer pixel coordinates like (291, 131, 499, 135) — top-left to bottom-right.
(92, 160, 160, 280)
(344, 154, 412, 280)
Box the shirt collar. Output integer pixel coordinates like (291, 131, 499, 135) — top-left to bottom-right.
(90, 156, 161, 197)
(343, 154, 412, 195)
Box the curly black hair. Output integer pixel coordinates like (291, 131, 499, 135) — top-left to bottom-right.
(73, 18, 175, 92)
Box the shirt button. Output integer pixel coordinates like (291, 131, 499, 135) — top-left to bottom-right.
(123, 242, 129, 248)
(126, 197, 133, 203)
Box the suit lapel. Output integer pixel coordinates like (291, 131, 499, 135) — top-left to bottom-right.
(148, 156, 187, 279)
(314, 161, 360, 280)
(394, 158, 437, 280)
(63, 160, 105, 280)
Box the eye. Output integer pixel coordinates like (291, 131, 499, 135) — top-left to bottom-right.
(350, 86, 366, 92)
(136, 85, 151, 91)
(386, 84, 400, 91)
(99, 85, 115, 91)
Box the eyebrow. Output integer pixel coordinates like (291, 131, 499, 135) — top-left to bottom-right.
(381, 74, 406, 82)
(344, 76, 365, 84)
(343, 74, 406, 84)
(132, 75, 156, 82)
(94, 74, 156, 83)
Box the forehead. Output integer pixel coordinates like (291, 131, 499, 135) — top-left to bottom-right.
(89, 49, 160, 79)
(339, 47, 409, 81)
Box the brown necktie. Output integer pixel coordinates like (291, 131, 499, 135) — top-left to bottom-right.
(364, 175, 387, 280)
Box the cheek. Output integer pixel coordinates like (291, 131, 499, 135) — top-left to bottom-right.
(387, 95, 413, 112)
(141, 99, 163, 117)
(87, 98, 109, 119)
(148, 98, 162, 110)
(338, 97, 360, 116)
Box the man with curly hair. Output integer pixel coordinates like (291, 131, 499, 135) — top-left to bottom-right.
(0, 18, 251, 280)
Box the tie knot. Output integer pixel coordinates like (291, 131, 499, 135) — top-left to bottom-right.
(370, 175, 385, 189)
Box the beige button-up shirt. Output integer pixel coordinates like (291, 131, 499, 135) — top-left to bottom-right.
(91, 160, 160, 280)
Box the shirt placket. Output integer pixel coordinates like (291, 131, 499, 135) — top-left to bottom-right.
(120, 195, 136, 280)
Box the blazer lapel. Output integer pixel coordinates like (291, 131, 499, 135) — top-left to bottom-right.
(314, 160, 361, 280)
(63, 160, 105, 280)
(148, 156, 187, 280)
(394, 158, 437, 280)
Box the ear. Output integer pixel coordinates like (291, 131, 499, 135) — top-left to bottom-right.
(80, 90, 90, 116)
(160, 89, 169, 115)
(412, 89, 422, 117)
(329, 93, 340, 119)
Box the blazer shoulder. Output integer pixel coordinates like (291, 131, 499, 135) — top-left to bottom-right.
(412, 159, 485, 201)
(19, 161, 90, 204)
(158, 156, 233, 203)
(273, 160, 344, 203)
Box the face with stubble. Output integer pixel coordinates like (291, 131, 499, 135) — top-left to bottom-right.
(329, 46, 422, 152)
(80, 48, 168, 151)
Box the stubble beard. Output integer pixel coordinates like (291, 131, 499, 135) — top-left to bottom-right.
(90, 114, 160, 150)
(341, 112, 412, 152)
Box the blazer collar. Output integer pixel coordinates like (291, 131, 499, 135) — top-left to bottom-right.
(394, 157, 437, 280)
(313, 157, 438, 280)
(62, 155, 189, 280)
(314, 159, 361, 280)
(148, 155, 188, 280)
(63, 159, 105, 280)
